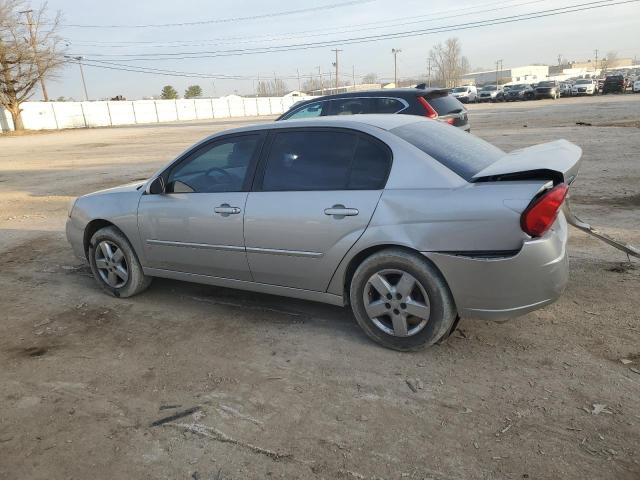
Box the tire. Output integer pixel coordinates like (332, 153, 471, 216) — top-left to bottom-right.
(349, 249, 457, 351)
(88, 226, 152, 298)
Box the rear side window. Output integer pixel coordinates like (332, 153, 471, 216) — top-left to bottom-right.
(390, 121, 504, 181)
(424, 94, 464, 115)
(374, 98, 406, 113)
(284, 101, 326, 119)
(261, 130, 391, 191)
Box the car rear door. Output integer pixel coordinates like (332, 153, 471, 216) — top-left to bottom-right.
(137, 133, 264, 280)
(244, 127, 392, 291)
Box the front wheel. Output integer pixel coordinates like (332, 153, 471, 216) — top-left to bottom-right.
(88, 226, 152, 298)
(349, 249, 457, 351)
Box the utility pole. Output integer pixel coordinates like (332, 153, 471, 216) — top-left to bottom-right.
(20, 9, 49, 101)
(392, 48, 401, 86)
(427, 57, 432, 87)
(296, 68, 301, 91)
(273, 71, 278, 96)
(499, 59, 503, 84)
(331, 48, 342, 91)
(352, 65, 356, 91)
(495, 59, 502, 86)
(318, 66, 324, 95)
(65, 55, 88, 101)
(594, 49, 599, 73)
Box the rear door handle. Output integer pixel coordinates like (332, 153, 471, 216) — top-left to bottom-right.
(324, 204, 359, 217)
(214, 204, 241, 216)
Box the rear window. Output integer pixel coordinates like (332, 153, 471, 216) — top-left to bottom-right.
(423, 94, 464, 115)
(390, 121, 504, 181)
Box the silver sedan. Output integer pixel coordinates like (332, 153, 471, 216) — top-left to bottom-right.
(66, 115, 581, 350)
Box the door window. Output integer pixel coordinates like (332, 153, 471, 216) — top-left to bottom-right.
(330, 98, 374, 115)
(284, 102, 326, 119)
(167, 135, 259, 193)
(261, 130, 391, 191)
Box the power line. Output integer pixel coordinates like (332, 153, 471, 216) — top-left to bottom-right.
(66, 0, 548, 47)
(69, 0, 638, 62)
(55, 0, 374, 28)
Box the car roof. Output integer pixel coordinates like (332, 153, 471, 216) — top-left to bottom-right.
(299, 88, 446, 99)
(207, 114, 428, 138)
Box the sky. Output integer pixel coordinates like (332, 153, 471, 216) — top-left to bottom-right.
(37, 0, 640, 100)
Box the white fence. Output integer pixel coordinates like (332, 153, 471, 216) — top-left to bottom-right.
(0, 95, 315, 132)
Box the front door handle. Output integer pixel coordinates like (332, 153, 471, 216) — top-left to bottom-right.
(324, 204, 359, 218)
(214, 204, 241, 216)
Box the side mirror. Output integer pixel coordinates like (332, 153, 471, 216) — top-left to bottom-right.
(148, 176, 165, 195)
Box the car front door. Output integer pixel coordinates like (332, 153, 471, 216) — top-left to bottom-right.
(244, 128, 392, 292)
(138, 133, 263, 280)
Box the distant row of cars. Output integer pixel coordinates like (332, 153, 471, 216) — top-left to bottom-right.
(451, 75, 640, 103)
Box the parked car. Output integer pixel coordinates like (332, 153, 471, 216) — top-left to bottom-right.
(571, 79, 598, 96)
(602, 75, 625, 94)
(477, 85, 503, 102)
(66, 115, 581, 351)
(534, 80, 560, 99)
(451, 85, 477, 103)
(559, 82, 572, 97)
(633, 78, 640, 93)
(277, 88, 470, 132)
(504, 84, 535, 101)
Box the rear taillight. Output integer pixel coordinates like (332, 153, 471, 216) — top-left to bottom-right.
(520, 183, 569, 237)
(417, 96, 438, 119)
(443, 117, 455, 125)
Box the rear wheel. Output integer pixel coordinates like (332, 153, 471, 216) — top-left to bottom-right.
(349, 249, 457, 351)
(88, 226, 152, 298)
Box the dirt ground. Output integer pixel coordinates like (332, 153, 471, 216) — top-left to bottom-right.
(1, 95, 639, 480)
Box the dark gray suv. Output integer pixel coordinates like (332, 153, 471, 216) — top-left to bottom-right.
(277, 88, 470, 132)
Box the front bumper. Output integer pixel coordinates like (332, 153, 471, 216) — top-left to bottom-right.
(66, 216, 87, 261)
(423, 213, 569, 320)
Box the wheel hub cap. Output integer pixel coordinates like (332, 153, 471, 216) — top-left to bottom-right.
(363, 269, 430, 337)
(95, 240, 129, 289)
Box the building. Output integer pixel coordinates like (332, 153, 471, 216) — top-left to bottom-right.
(461, 65, 550, 86)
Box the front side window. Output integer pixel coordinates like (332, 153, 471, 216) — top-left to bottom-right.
(285, 102, 326, 120)
(261, 130, 391, 191)
(167, 135, 259, 193)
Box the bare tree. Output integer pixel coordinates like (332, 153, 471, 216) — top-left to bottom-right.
(600, 51, 618, 73)
(256, 78, 288, 97)
(428, 38, 469, 88)
(0, 0, 65, 130)
(361, 72, 378, 84)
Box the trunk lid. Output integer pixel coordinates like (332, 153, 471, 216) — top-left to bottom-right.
(471, 139, 582, 184)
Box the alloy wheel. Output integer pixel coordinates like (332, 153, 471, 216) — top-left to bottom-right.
(94, 240, 129, 288)
(363, 269, 430, 337)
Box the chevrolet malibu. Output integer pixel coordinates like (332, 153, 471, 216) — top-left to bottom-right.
(67, 115, 580, 351)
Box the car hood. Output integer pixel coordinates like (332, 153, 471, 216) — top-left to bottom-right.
(83, 181, 146, 198)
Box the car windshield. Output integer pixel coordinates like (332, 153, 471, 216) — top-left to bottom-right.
(510, 84, 527, 90)
(391, 120, 504, 181)
(537, 81, 554, 87)
(575, 79, 591, 84)
(452, 87, 468, 92)
(481, 85, 497, 91)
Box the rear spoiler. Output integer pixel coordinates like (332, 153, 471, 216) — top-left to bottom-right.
(472, 140, 582, 185)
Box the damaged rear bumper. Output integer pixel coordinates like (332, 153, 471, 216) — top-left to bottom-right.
(423, 214, 569, 320)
